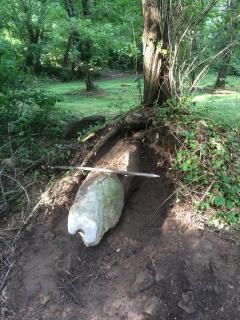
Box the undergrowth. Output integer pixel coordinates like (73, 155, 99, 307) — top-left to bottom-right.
(159, 98, 240, 230)
(0, 84, 73, 216)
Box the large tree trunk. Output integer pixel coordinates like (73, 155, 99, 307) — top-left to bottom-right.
(142, 0, 172, 107)
(82, 0, 89, 16)
(85, 70, 97, 91)
(25, 51, 34, 68)
(64, 0, 75, 17)
(63, 31, 74, 67)
(81, 0, 97, 91)
(215, 0, 238, 89)
(215, 53, 231, 90)
(33, 55, 42, 75)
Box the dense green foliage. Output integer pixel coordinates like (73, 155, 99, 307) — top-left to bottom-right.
(0, 0, 142, 79)
(158, 99, 240, 229)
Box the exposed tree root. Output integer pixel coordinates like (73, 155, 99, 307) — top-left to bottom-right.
(80, 125, 123, 167)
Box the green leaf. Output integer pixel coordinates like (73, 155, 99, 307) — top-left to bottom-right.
(226, 200, 234, 210)
(214, 196, 226, 207)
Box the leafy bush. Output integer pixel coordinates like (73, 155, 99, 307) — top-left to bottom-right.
(158, 99, 240, 230)
(109, 43, 142, 71)
(0, 86, 63, 134)
(0, 38, 69, 169)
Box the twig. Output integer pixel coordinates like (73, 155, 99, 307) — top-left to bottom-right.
(0, 175, 7, 205)
(199, 180, 215, 203)
(197, 180, 216, 216)
(0, 261, 14, 292)
(89, 257, 115, 289)
(13, 187, 51, 242)
(58, 278, 81, 305)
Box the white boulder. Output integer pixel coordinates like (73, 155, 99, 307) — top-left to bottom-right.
(68, 173, 124, 246)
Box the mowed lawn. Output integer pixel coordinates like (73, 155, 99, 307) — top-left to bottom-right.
(40, 75, 141, 119)
(193, 74, 240, 128)
(41, 73, 240, 128)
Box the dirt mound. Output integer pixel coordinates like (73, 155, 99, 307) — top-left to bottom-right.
(1, 136, 240, 320)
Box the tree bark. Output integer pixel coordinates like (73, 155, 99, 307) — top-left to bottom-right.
(64, 0, 96, 90)
(20, 1, 43, 75)
(142, 0, 171, 107)
(85, 70, 97, 91)
(215, 0, 238, 89)
(64, 0, 75, 17)
(215, 52, 231, 89)
(190, 37, 197, 89)
(82, 0, 89, 16)
(63, 0, 81, 75)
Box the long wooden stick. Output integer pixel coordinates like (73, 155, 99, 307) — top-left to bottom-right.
(53, 166, 160, 178)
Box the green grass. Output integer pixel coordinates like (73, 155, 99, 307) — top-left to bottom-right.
(193, 73, 240, 128)
(198, 73, 240, 90)
(40, 76, 141, 119)
(40, 73, 240, 128)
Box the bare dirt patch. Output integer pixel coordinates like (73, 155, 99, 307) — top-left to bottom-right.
(1, 140, 240, 320)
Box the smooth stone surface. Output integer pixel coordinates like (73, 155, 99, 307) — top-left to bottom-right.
(68, 173, 124, 247)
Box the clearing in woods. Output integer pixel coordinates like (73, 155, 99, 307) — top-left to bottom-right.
(1, 74, 240, 319)
(40, 73, 240, 127)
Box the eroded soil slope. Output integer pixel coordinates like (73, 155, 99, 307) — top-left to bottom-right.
(1, 145, 240, 320)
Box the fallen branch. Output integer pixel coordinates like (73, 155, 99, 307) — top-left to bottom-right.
(52, 165, 160, 178)
(58, 278, 82, 306)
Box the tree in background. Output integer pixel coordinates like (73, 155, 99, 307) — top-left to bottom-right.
(0, 0, 142, 83)
(214, 0, 240, 89)
(0, 0, 57, 75)
(61, 0, 142, 90)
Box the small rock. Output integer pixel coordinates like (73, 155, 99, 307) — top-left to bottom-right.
(39, 293, 51, 305)
(44, 231, 56, 241)
(132, 271, 155, 294)
(178, 291, 196, 314)
(144, 296, 160, 317)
